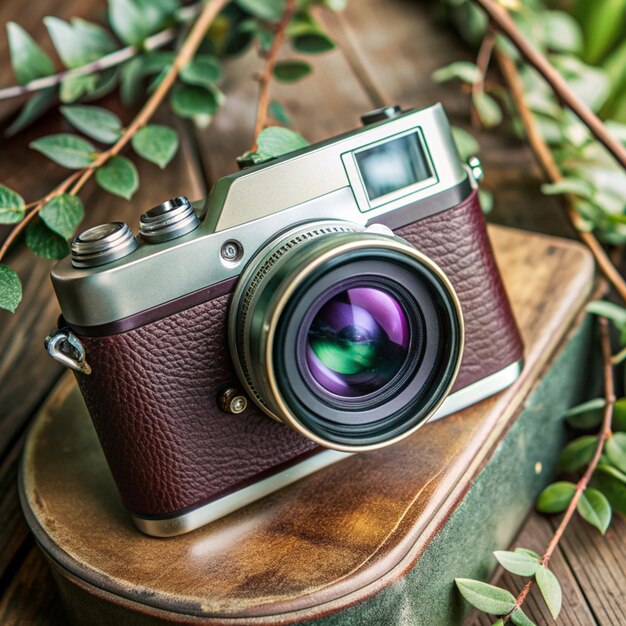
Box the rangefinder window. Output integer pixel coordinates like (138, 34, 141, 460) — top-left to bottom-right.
(355, 132, 433, 202)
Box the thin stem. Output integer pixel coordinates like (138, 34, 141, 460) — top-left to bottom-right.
(0, 0, 228, 264)
(471, 26, 496, 128)
(503, 317, 615, 622)
(473, 0, 626, 170)
(0, 3, 203, 101)
(496, 50, 626, 304)
(249, 0, 297, 152)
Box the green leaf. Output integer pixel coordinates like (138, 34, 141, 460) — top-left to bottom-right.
(565, 398, 605, 429)
(432, 61, 481, 85)
(510, 608, 537, 626)
(235, 0, 284, 21)
(132, 125, 179, 169)
(25, 219, 69, 259)
(478, 189, 493, 214)
(454, 579, 516, 615)
(44, 17, 116, 69)
(493, 551, 539, 576)
(40, 194, 84, 239)
(543, 11, 583, 54)
(606, 432, 626, 473)
(268, 100, 291, 126)
(6, 22, 55, 85)
(587, 301, 626, 328)
(180, 55, 222, 89)
(514, 547, 541, 560)
(59, 74, 98, 103)
(292, 32, 335, 54)
(593, 465, 626, 515)
(535, 565, 562, 620)
(273, 60, 313, 83)
(108, 0, 179, 46)
(541, 178, 594, 199)
(451, 126, 479, 161)
(0, 266, 22, 313)
(5, 87, 57, 137)
(577, 487, 611, 534)
(472, 91, 503, 128)
(95, 156, 139, 200)
(584, 0, 626, 64)
(120, 57, 144, 106)
(170, 85, 220, 118)
(536, 481, 576, 513)
(30, 134, 96, 169)
(257, 126, 309, 158)
(60, 105, 122, 144)
(613, 398, 626, 432)
(0, 185, 26, 225)
(559, 435, 598, 472)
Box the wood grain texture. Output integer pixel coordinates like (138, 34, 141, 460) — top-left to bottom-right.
(18, 226, 594, 624)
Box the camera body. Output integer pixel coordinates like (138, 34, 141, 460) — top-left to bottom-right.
(48, 104, 523, 536)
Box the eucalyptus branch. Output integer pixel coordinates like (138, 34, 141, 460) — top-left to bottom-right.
(0, 2, 202, 102)
(502, 317, 615, 623)
(472, 0, 626, 170)
(495, 49, 626, 304)
(471, 25, 495, 129)
(0, 0, 228, 266)
(250, 0, 297, 152)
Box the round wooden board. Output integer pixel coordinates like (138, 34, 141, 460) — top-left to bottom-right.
(19, 226, 593, 625)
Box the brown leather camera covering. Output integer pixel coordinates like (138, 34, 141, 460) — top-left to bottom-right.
(74, 190, 523, 516)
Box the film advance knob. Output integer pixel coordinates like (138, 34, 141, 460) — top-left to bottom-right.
(139, 196, 200, 243)
(360, 105, 403, 125)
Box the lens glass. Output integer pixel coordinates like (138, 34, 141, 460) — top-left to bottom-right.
(305, 286, 411, 398)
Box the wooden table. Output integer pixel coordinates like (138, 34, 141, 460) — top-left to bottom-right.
(0, 1, 623, 624)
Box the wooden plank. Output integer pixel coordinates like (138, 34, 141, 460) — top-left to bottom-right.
(0, 545, 66, 626)
(471, 512, 598, 626)
(553, 511, 626, 623)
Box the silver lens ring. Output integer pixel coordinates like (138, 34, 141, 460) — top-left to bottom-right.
(139, 196, 200, 243)
(71, 222, 138, 268)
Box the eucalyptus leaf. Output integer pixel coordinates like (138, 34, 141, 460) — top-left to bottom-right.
(59, 74, 98, 104)
(536, 481, 576, 513)
(257, 126, 309, 158)
(543, 11, 583, 54)
(108, 0, 179, 45)
(587, 301, 626, 328)
(606, 432, 626, 473)
(541, 178, 594, 199)
(170, 85, 220, 118)
(30, 134, 97, 169)
(120, 57, 145, 106)
(5, 87, 57, 137)
(514, 547, 541, 560)
(132, 125, 179, 169)
(558, 435, 598, 472)
(432, 61, 481, 85)
(292, 32, 335, 54)
(0, 265, 22, 313)
(25, 219, 69, 259)
(96, 156, 139, 200)
(61, 105, 122, 144)
(451, 126, 479, 161)
(613, 398, 626, 432)
(576, 487, 611, 534)
(535, 566, 562, 620)
(593, 465, 626, 515)
(6, 22, 55, 85)
(40, 194, 84, 239)
(510, 608, 537, 626)
(0, 185, 26, 225)
(454, 579, 516, 615)
(180, 55, 223, 89)
(268, 100, 291, 126)
(565, 397, 605, 429)
(493, 551, 539, 576)
(44, 17, 116, 68)
(472, 91, 503, 127)
(273, 60, 313, 83)
(235, 0, 284, 22)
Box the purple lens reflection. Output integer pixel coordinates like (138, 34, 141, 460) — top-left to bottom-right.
(306, 286, 410, 397)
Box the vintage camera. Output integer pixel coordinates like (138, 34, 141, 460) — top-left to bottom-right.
(46, 104, 523, 537)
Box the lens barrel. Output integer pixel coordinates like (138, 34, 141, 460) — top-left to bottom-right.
(228, 221, 464, 452)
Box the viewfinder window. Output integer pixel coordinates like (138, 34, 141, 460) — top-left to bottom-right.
(355, 133, 432, 202)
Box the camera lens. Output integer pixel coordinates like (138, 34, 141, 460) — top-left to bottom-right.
(305, 286, 412, 398)
(228, 221, 464, 451)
